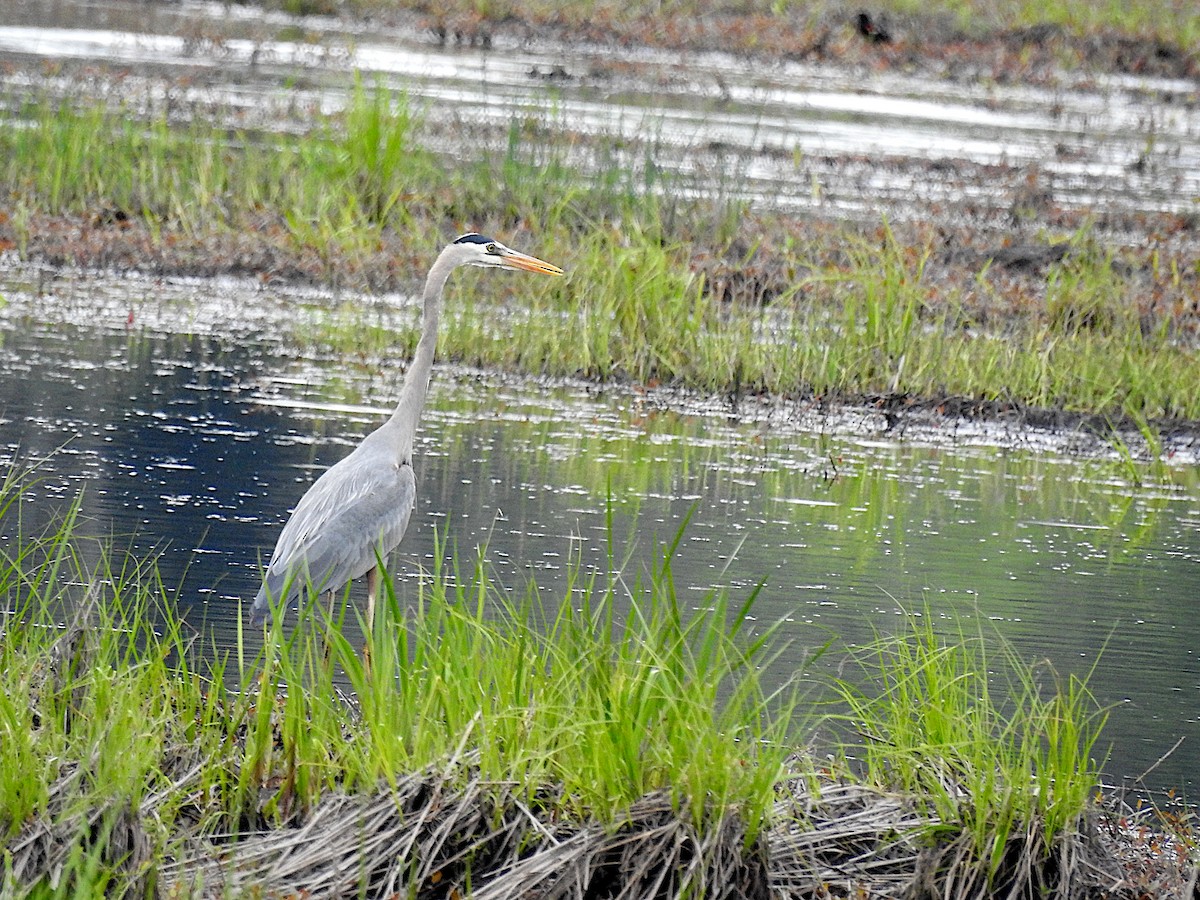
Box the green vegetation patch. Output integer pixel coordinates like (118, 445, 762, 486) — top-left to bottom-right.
(0, 459, 1177, 896)
(830, 611, 1109, 895)
(0, 464, 795, 895)
(2, 85, 1200, 425)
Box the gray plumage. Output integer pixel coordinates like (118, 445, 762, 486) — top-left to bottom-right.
(248, 234, 564, 628)
(250, 428, 416, 622)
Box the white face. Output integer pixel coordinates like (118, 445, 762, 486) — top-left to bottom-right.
(466, 239, 512, 268)
(451, 234, 564, 276)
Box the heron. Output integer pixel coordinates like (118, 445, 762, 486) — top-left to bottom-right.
(248, 233, 565, 653)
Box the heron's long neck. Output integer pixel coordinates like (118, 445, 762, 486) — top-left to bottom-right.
(385, 249, 456, 463)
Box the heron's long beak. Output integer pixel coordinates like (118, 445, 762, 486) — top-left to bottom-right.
(501, 250, 565, 276)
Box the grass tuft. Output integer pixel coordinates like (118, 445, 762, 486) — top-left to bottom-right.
(828, 609, 1109, 895)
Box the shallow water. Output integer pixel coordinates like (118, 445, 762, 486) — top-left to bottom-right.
(2, 0, 1198, 226)
(2, 265, 1199, 799)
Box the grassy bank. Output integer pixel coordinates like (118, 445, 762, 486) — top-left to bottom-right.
(3, 473, 790, 895)
(2, 87, 1200, 425)
(1, 465, 1189, 897)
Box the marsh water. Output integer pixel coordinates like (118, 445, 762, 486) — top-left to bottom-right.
(3, 0, 1199, 226)
(2, 265, 1199, 799)
(2, 0, 1200, 800)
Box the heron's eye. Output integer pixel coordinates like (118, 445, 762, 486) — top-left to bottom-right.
(486, 242, 498, 254)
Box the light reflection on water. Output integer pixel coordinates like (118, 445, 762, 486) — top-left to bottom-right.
(2, 268, 1200, 800)
(3, 2, 1199, 222)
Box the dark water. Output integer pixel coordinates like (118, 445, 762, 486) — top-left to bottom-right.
(2, 267, 1200, 799)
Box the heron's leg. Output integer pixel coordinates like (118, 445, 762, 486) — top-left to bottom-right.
(321, 589, 335, 666)
(364, 565, 381, 676)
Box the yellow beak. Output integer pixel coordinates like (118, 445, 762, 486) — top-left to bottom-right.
(501, 250, 565, 276)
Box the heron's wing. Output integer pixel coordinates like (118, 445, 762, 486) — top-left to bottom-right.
(250, 452, 415, 621)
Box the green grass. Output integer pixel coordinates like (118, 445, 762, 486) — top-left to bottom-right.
(0, 464, 799, 894)
(0, 460, 1126, 893)
(829, 610, 1108, 893)
(3, 86, 1199, 424)
(0, 459, 1125, 893)
(493, 223, 1200, 420)
(246, 523, 798, 835)
(0, 79, 438, 243)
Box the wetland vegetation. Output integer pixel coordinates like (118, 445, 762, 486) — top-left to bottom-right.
(3, 83, 1200, 428)
(3, 0, 1200, 895)
(255, 0, 1200, 76)
(2, 466, 1192, 898)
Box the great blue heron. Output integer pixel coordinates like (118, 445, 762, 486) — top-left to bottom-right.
(248, 233, 564, 643)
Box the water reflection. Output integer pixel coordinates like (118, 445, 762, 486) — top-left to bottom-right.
(2, 269, 1200, 799)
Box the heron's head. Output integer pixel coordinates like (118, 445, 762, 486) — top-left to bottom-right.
(451, 233, 564, 276)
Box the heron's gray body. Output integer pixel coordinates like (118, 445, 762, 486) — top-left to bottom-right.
(247, 234, 563, 631)
(249, 423, 416, 623)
